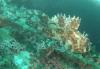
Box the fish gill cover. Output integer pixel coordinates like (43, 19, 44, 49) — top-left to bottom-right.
(0, 0, 100, 69)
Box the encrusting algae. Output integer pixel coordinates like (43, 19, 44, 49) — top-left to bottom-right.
(1, 0, 100, 69)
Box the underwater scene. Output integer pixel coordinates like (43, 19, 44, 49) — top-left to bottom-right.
(0, 0, 100, 69)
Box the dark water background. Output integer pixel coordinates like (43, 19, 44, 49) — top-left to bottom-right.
(10, 0, 100, 52)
